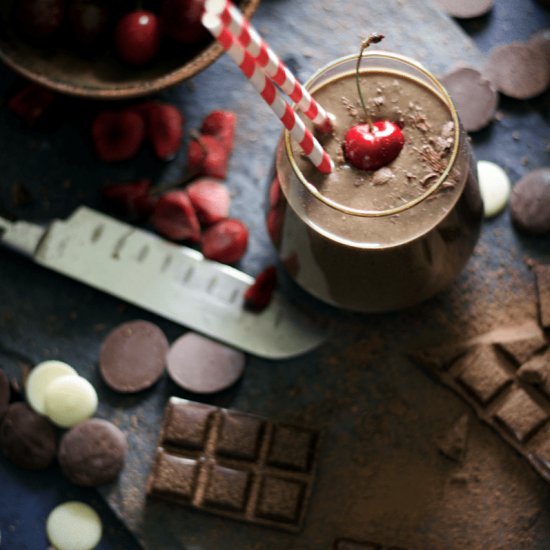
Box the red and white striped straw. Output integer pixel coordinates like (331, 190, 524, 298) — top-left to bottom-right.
(202, 13, 334, 174)
(205, 0, 333, 132)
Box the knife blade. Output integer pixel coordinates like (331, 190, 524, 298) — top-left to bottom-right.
(0, 207, 326, 359)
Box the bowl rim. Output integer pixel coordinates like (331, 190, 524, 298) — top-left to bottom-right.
(0, 0, 260, 100)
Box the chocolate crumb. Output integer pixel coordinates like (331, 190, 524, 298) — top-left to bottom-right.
(11, 183, 33, 208)
(437, 414, 469, 462)
(372, 168, 394, 186)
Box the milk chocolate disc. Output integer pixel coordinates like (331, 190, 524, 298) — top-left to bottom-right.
(434, 0, 493, 18)
(510, 168, 550, 235)
(529, 29, 550, 64)
(58, 418, 127, 487)
(441, 67, 498, 132)
(166, 333, 246, 394)
(0, 369, 9, 421)
(486, 42, 550, 99)
(100, 320, 169, 393)
(0, 402, 56, 470)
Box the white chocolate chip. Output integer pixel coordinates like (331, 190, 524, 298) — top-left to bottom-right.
(46, 501, 102, 550)
(26, 361, 77, 415)
(477, 160, 511, 218)
(44, 375, 98, 428)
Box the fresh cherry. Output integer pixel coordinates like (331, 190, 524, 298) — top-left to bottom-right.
(161, 0, 210, 45)
(114, 10, 161, 66)
(343, 120, 404, 171)
(68, 0, 110, 50)
(16, 0, 65, 42)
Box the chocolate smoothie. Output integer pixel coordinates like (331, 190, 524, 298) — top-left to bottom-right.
(269, 54, 482, 312)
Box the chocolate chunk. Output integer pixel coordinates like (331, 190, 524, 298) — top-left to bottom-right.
(436, 414, 469, 462)
(0, 369, 9, 421)
(529, 29, 550, 64)
(493, 388, 548, 442)
(535, 265, 550, 328)
(166, 332, 246, 394)
(456, 345, 513, 404)
(100, 320, 169, 393)
(434, 0, 493, 18)
(518, 351, 550, 398)
(510, 169, 550, 235)
(0, 402, 56, 470)
(441, 67, 497, 132)
(486, 43, 550, 99)
(497, 333, 547, 366)
(58, 419, 127, 487)
(148, 397, 318, 531)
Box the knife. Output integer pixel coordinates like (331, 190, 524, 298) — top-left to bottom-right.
(0, 207, 326, 359)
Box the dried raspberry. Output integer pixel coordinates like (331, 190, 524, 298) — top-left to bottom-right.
(201, 110, 237, 154)
(92, 110, 145, 162)
(8, 82, 56, 127)
(188, 135, 229, 179)
(201, 219, 248, 264)
(187, 179, 231, 226)
(244, 266, 277, 312)
(151, 191, 200, 242)
(135, 101, 183, 161)
(102, 179, 156, 220)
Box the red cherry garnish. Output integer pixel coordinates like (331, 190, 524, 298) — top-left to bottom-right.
(114, 10, 161, 66)
(343, 120, 404, 171)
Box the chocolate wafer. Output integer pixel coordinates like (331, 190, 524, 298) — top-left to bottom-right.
(146, 398, 319, 531)
(412, 337, 550, 483)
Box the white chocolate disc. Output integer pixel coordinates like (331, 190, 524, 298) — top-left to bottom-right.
(26, 361, 77, 415)
(46, 501, 102, 550)
(477, 160, 511, 218)
(44, 376, 98, 428)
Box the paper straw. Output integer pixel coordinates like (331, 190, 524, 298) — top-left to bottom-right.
(202, 13, 334, 174)
(205, 0, 333, 132)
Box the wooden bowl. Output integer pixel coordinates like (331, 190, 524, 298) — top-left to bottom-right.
(0, 0, 260, 99)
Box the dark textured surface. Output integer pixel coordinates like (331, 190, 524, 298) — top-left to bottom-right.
(0, 0, 549, 548)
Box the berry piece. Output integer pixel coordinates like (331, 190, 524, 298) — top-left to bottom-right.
(244, 266, 277, 312)
(343, 120, 404, 171)
(16, 0, 65, 42)
(200, 110, 237, 154)
(137, 101, 184, 161)
(188, 135, 229, 179)
(151, 191, 201, 242)
(187, 179, 231, 226)
(114, 10, 161, 66)
(92, 110, 145, 162)
(8, 82, 56, 127)
(160, 0, 210, 45)
(201, 219, 248, 264)
(102, 179, 156, 220)
(68, 0, 110, 50)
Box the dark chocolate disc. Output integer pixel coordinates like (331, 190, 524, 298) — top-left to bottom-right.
(0, 402, 56, 470)
(510, 168, 550, 235)
(529, 29, 550, 64)
(100, 320, 169, 393)
(0, 369, 9, 421)
(486, 42, 550, 99)
(441, 66, 498, 132)
(166, 333, 246, 394)
(434, 0, 493, 18)
(59, 418, 127, 487)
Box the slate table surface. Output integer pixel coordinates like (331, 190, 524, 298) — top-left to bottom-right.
(0, 0, 549, 548)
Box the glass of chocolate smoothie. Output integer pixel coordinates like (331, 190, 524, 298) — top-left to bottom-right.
(267, 52, 483, 312)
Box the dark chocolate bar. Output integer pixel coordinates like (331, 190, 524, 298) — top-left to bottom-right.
(333, 538, 407, 550)
(535, 265, 550, 329)
(146, 397, 319, 532)
(412, 336, 550, 483)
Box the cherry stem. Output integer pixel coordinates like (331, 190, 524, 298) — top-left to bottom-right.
(355, 33, 385, 130)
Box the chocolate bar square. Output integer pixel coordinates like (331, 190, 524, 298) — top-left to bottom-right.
(267, 424, 317, 472)
(497, 335, 547, 366)
(216, 412, 264, 461)
(518, 352, 550, 399)
(148, 452, 198, 501)
(535, 265, 550, 329)
(162, 401, 213, 450)
(203, 465, 251, 512)
(457, 345, 512, 404)
(493, 388, 549, 443)
(255, 476, 306, 524)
